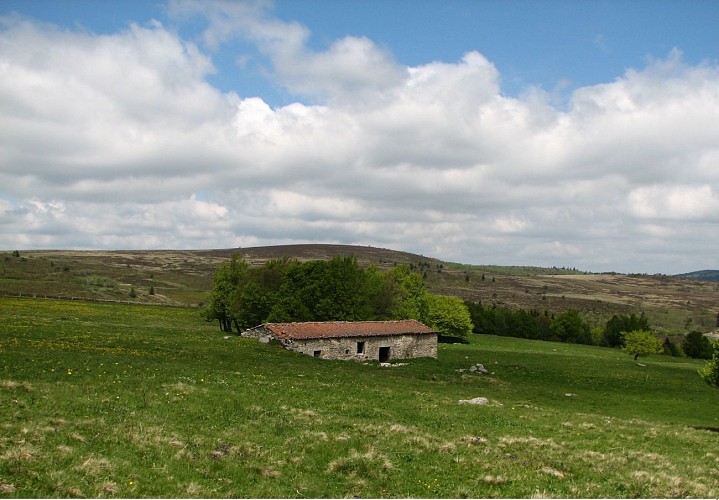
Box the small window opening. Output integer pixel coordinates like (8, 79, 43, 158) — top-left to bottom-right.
(313, 350, 322, 358)
(356, 341, 366, 354)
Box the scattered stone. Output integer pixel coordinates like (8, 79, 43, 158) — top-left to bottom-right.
(459, 363, 490, 374)
(380, 362, 408, 368)
(458, 397, 489, 405)
(636, 362, 646, 367)
(564, 393, 576, 397)
(466, 435, 488, 445)
(541, 466, 565, 478)
(223, 336, 231, 340)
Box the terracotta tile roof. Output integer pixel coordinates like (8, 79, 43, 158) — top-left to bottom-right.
(262, 320, 437, 340)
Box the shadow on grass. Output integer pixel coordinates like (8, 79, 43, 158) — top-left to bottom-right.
(692, 426, 719, 433)
(438, 335, 469, 344)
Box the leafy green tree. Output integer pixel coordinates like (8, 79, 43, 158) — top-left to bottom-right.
(551, 309, 590, 344)
(423, 294, 473, 338)
(267, 260, 322, 322)
(365, 265, 395, 320)
(699, 340, 719, 388)
(202, 256, 248, 332)
(386, 264, 429, 321)
(231, 259, 289, 329)
(267, 257, 377, 323)
(603, 312, 650, 347)
(316, 256, 373, 321)
(683, 331, 713, 359)
(622, 330, 663, 361)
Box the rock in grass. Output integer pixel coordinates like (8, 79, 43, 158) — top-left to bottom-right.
(458, 397, 489, 405)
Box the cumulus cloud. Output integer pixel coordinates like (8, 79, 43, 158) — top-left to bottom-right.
(0, 2, 718, 273)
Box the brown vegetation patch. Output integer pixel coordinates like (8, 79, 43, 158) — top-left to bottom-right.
(0, 380, 33, 391)
(541, 466, 565, 478)
(0, 482, 15, 494)
(78, 455, 113, 476)
(325, 448, 393, 478)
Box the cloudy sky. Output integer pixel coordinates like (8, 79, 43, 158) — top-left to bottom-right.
(1, 0, 718, 274)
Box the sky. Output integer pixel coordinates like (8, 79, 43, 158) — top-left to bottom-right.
(0, 0, 718, 274)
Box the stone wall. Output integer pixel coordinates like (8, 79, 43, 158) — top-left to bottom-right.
(287, 334, 437, 361)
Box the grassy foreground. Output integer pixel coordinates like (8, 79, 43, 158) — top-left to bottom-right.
(1, 297, 718, 498)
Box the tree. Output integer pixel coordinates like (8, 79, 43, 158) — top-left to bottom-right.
(202, 256, 248, 332)
(231, 259, 289, 329)
(683, 331, 713, 359)
(385, 265, 429, 321)
(603, 312, 650, 347)
(699, 340, 719, 388)
(423, 294, 473, 338)
(266, 257, 376, 323)
(551, 309, 590, 344)
(661, 337, 683, 357)
(622, 330, 663, 361)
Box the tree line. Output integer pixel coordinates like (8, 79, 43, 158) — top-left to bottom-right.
(464, 301, 654, 346)
(202, 256, 474, 338)
(465, 300, 715, 359)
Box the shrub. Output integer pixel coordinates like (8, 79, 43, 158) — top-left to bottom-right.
(661, 337, 683, 357)
(622, 330, 663, 360)
(699, 340, 719, 388)
(683, 331, 713, 359)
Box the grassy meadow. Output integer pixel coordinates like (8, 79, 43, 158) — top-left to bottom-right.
(1, 296, 718, 498)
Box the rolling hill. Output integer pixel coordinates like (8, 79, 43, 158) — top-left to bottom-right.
(1, 244, 717, 334)
(675, 269, 719, 282)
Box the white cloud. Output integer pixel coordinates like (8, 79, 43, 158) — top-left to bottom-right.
(1, 4, 718, 274)
(628, 185, 719, 220)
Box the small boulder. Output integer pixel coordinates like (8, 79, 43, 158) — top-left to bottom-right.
(458, 397, 490, 405)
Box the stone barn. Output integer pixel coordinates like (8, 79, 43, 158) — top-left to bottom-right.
(242, 320, 438, 361)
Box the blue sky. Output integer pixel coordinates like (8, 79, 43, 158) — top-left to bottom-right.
(1, 0, 718, 273)
(5, 0, 716, 102)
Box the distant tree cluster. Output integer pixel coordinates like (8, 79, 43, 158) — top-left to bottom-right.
(202, 256, 473, 338)
(466, 301, 717, 363)
(464, 301, 592, 344)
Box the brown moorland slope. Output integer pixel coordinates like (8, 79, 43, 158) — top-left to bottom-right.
(1, 244, 716, 334)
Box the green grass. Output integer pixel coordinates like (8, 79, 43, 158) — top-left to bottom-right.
(1, 297, 718, 498)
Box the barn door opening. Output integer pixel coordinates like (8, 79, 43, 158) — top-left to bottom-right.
(379, 346, 390, 362)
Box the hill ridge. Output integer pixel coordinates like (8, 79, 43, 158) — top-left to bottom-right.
(2, 245, 717, 334)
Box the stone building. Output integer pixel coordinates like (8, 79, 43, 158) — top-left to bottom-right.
(242, 320, 438, 361)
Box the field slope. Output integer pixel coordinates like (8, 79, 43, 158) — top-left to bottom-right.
(1, 297, 718, 498)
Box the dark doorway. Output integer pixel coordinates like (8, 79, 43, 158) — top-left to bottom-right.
(379, 346, 390, 362)
(313, 350, 322, 358)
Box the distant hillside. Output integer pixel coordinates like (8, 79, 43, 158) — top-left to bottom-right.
(675, 270, 719, 282)
(2, 245, 718, 334)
